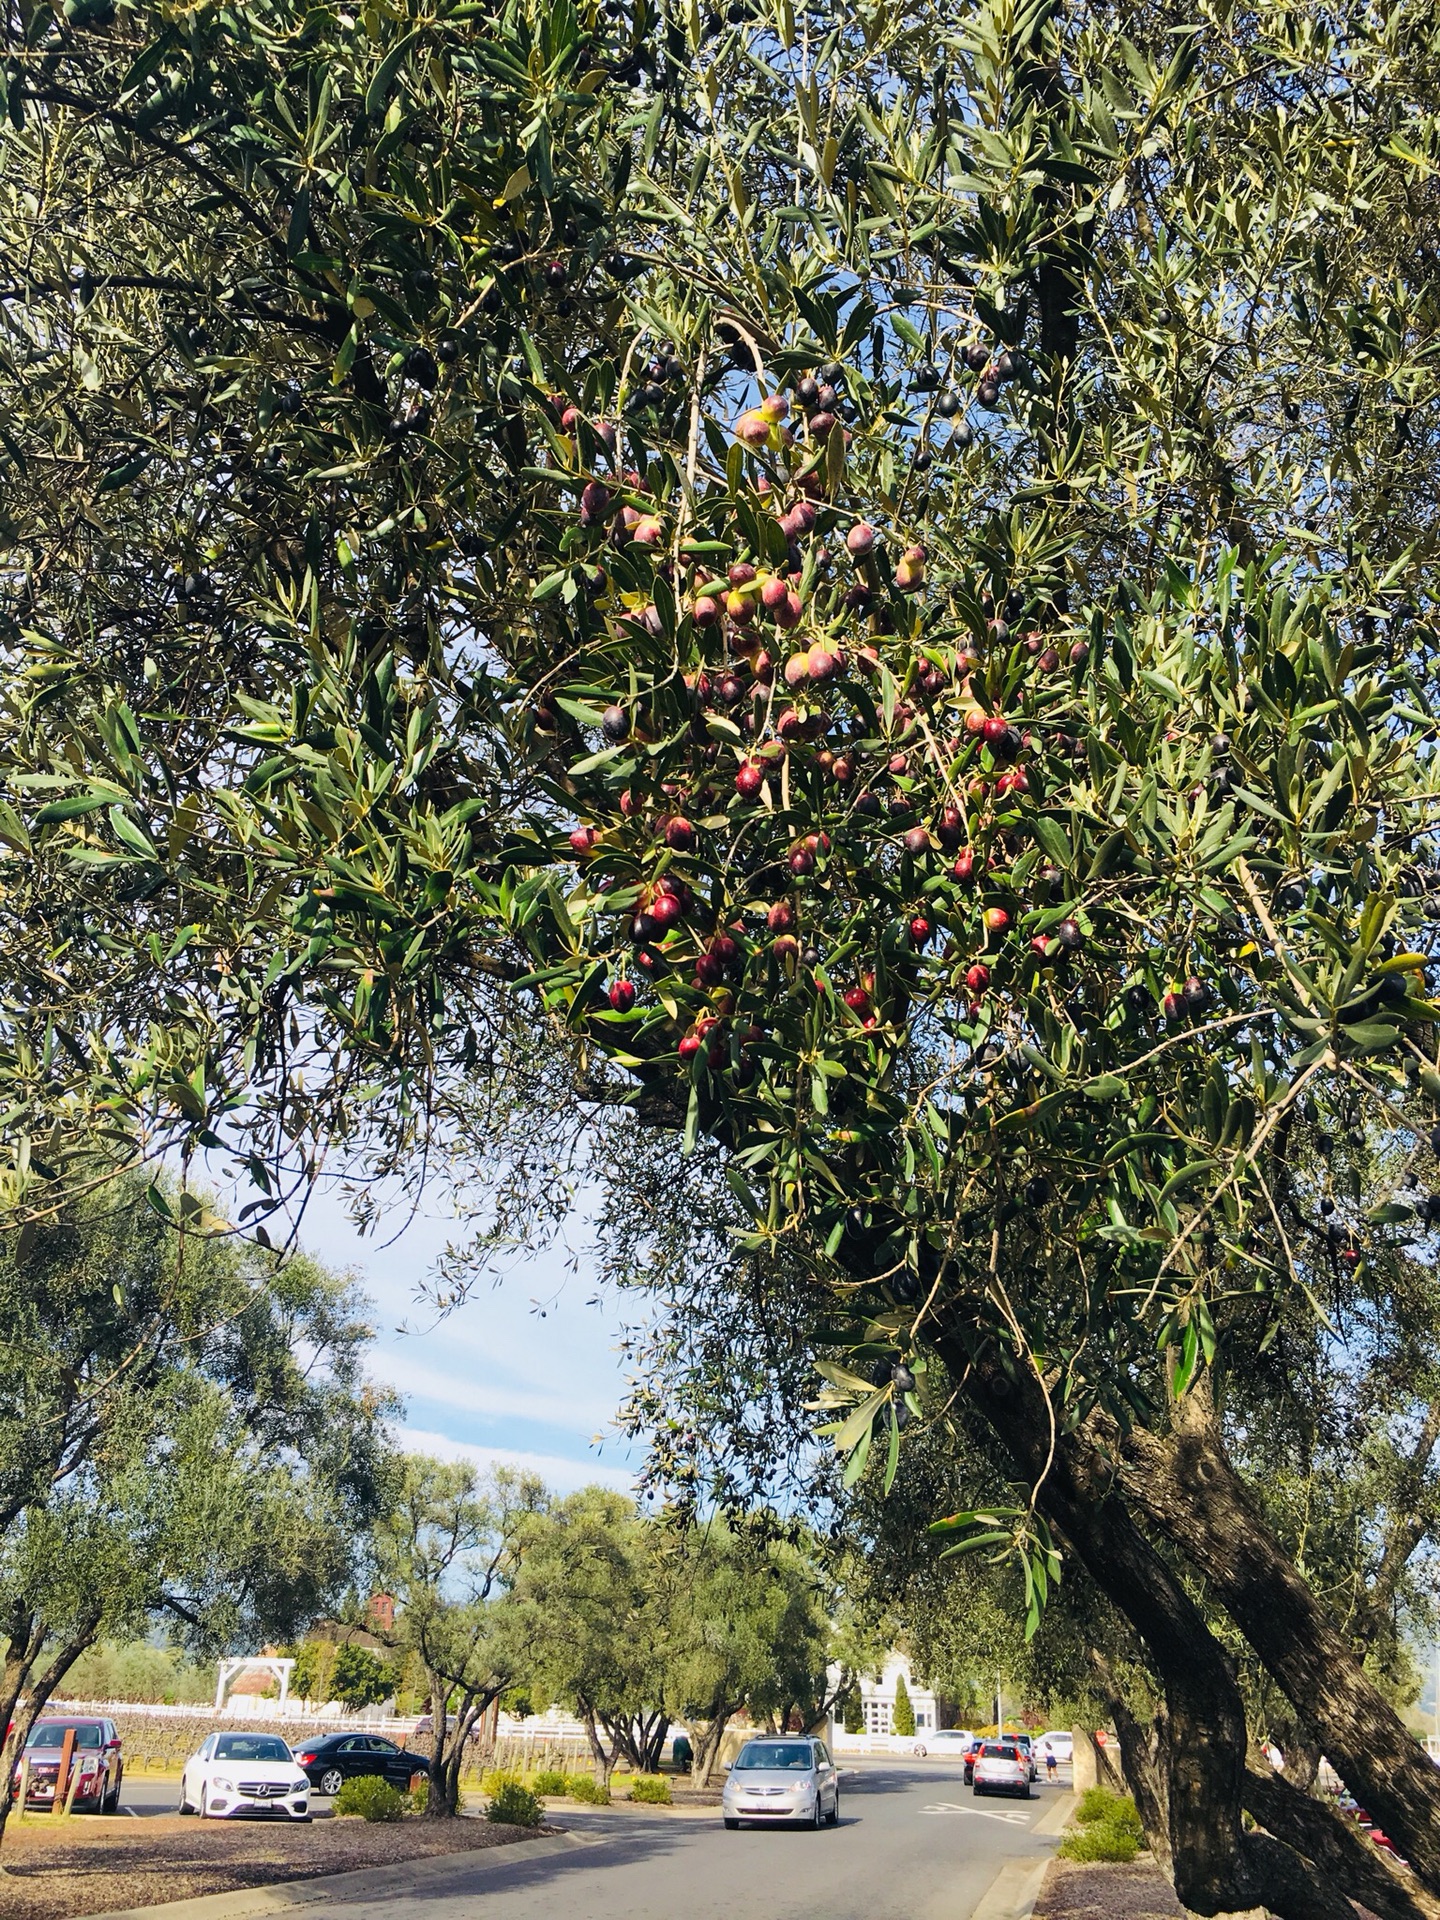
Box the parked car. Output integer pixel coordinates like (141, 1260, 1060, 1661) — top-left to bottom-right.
(973, 1741, 1032, 1800)
(1036, 1731, 1074, 1764)
(291, 1731, 422, 1798)
(179, 1732, 310, 1820)
(921, 1729, 976, 1760)
(13, 1718, 123, 1812)
(722, 1736, 840, 1830)
(1013, 1733, 1039, 1780)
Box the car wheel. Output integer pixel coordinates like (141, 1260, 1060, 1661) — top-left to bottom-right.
(200, 1791, 215, 1819)
(178, 1779, 194, 1815)
(811, 1795, 824, 1829)
(319, 1768, 344, 1797)
(913, 1744, 926, 1759)
(103, 1776, 119, 1814)
(827, 1789, 840, 1827)
(724, 1817, 740, 1830)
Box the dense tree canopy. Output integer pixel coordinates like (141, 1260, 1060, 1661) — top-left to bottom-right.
(7, 0, 1440, 1908)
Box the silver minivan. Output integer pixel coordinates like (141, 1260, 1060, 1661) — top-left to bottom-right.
(722, 1736, 841, 1829)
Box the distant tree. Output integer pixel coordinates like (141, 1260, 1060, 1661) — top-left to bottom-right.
(892, 1673, 916, 1738)
(842, 1689, 864, 1736)
(289, 1641, 331, 1708)
(661, 1519, 829, 1784)
(60, 1638, 213, 1707)
(514, 1488, 669, 1789)
(329, 1643, 393, 1712)
(373, 1458, 544, 1819)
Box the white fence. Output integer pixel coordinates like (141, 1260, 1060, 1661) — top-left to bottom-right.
(831, 1730, 927, 1756)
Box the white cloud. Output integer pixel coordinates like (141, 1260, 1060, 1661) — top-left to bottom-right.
(396, 1426, 636, 1494)
(374, 1348, 618, 1432)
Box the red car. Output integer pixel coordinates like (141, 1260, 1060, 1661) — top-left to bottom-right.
(13, 1718, 124, 1812)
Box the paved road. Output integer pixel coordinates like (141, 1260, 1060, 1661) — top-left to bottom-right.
(289, 1760, 1072, 1920)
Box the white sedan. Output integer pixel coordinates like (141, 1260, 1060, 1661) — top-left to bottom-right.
(917, 1729, 976, 1759)
(180, 1732, 311, 1819)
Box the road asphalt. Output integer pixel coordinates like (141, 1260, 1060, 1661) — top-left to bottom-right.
(132, 1759, 1067, 1920)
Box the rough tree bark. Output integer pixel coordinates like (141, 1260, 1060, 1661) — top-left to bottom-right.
(1241, 1765, 1440, 1920)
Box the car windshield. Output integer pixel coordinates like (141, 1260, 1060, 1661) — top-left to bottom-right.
(214, 1735, 291, 1763)
(734, 1743, 814, 1771)
(27, 1723, 102, 1750)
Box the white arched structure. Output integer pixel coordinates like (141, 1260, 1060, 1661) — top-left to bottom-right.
(214, 1655, 295, 1712)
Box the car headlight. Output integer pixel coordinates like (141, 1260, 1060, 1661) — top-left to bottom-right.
(292, 1778, 308, 1792)
(211, 1775, 233, 1791)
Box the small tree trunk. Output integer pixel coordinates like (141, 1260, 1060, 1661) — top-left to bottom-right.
(581, 1709, 612, 1789)
(0, 1607, 102, 1850)
(423, 1677, 454, 1819)
(1093, 1659, 1172, 1877)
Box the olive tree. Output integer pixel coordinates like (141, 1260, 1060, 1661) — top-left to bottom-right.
(0, 1178, 393, 1843)
(371, 1456, 545, 1817)
(8, 0, 1440, 1909)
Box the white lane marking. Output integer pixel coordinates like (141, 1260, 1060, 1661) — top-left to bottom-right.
(922, 1802, 1032, 1825)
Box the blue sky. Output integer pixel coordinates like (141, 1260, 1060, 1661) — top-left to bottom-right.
(291, 1180, 640, 1493)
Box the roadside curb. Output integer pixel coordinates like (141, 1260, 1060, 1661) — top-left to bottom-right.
(69, 1828, 594, 1920)
(1033, 1791, 1077, 1837)
(537, 1797, 719, 1820)
(967, 1793, 1074, 1920)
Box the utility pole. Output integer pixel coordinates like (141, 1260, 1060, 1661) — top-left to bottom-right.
(995, 1676, 1003, 1736)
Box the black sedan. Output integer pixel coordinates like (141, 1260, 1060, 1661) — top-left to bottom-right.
(290, 1732, 423, 1798)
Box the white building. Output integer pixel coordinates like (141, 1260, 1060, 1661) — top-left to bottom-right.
(855, 1651, 938, 1735)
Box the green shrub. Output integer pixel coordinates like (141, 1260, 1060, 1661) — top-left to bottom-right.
(533, 1769, 568, 1796)
(1075, 1788, 1142, 1833)
(1060, 1818, 1141, 1864)
(567, 1774, 611, 1804)
(1061, 1789, 1143, 1863)
(629, 1774, 671, 1804)
(481, 1767, 522, 1796)
(334, 1775, 407, 1822)
(486, 1780, 544, 1827)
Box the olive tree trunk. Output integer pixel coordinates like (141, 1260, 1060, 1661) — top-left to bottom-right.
(1110, 1395, 1440, 1892)
(947, 1332, 1414, 1920)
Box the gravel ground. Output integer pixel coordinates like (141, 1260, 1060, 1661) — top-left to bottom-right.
(1033, 1856, 1186, 1920)
(0, 1812, 548, 1919)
